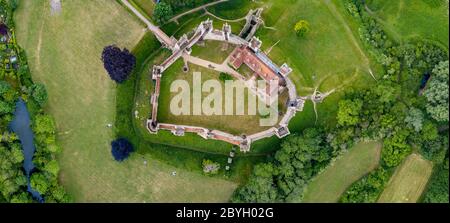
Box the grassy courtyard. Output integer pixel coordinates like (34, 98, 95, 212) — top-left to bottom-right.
(14, 0, 237, 202)
(302, 141, 382, 203)
(378, 153, 433, 203)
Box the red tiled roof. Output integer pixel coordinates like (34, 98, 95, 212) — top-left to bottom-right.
(229, 46, 281, 83)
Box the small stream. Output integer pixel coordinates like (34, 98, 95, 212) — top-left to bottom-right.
(9, 99, 44, 203)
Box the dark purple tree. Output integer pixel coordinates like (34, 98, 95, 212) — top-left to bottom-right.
(111, 138, 134, 161)
(101, 45, 136, 83)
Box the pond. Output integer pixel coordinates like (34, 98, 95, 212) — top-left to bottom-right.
(9, 99, 44, 203)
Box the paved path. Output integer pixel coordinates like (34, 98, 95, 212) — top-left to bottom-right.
(120, 0, 175, 47)
(168, 0, 229, 23)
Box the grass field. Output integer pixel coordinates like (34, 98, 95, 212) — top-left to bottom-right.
(367, 0, 449, 48)
(14, 0, 237, 202)
(302, 141, 382, 203)
(378, 153, 433, 203)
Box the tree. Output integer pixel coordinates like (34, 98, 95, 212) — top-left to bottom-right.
(422, 159, 449, 203)
(153, 2, 173, 25)
(337, 99, 363, 126)
(31, 83, 48, 107)
(0, 81, 11, 96)
(423, 61, 449, 122)
(10, 192, 32, 203)
(43, 160, 60, 176)
(111, 138, 134, 161)
(404, 107, 424, 132)
(30, 172, 50, 195)
(0, 100, 14, 115)
(340, 167, 389, 203)
(33, 114, 55, 135)
(101, 45, 136, 83)
(294, 20, 310, 37)
(231, 163, 279, 203)
(382, 129, 412, 167)
(275, 128, 331, 200)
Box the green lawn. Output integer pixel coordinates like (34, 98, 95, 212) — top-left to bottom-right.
(302, 141, 382, 203)
(14, 0, 237, 202)
(367, 0, 449, 48)
(378, 153, 433, 203)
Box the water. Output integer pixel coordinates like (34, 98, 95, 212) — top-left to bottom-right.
(9, 99, 44, 203)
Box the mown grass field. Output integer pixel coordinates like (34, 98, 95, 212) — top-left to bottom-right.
(302, 141, 382, 203)
(367, 0, 449, 48)
(378, 153, 433, 203)
(14, 0, 237, 202)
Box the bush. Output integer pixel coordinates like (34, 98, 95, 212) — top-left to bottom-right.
(111, 138, 134, 161)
